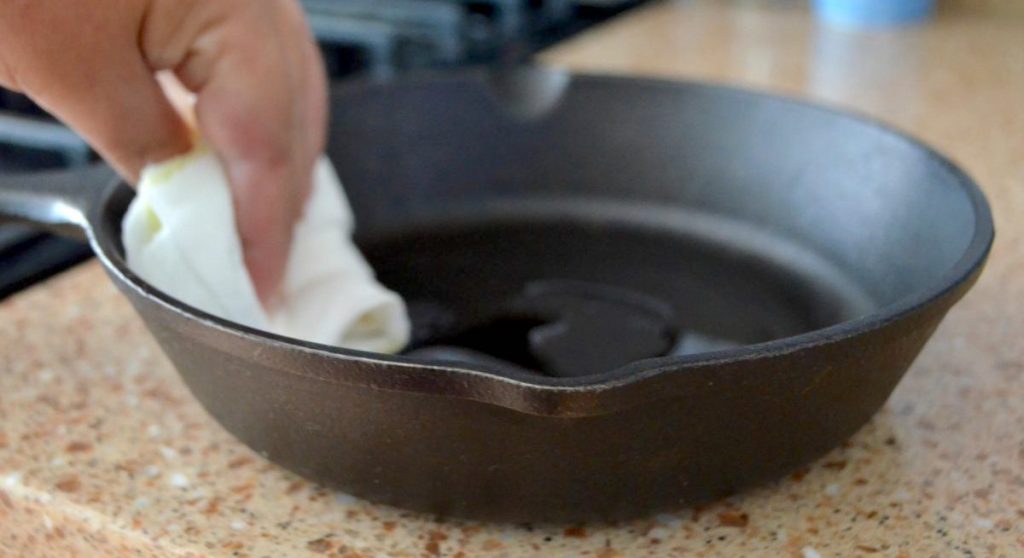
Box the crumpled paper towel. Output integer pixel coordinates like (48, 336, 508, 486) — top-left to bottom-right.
(122, 145, 410, 353)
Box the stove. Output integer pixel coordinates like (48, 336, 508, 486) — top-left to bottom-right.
(304, 0, 642, 76)
(0, 91, 95, 299)
(0, 0, 643, 299)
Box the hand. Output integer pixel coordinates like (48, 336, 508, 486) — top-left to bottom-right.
(0, 0, 328, 305)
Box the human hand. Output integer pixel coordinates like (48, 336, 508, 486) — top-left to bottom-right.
(0, 0, 328, 305)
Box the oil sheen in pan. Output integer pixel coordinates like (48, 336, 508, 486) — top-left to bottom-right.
(358, 196, 878, 370)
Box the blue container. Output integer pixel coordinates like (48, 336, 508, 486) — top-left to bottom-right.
(813, 0, 935, 27)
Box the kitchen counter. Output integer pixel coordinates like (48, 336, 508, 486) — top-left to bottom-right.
(2, 2, 1022, 556)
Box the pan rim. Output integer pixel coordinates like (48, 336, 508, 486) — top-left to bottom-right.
(88, 69, 995, 409)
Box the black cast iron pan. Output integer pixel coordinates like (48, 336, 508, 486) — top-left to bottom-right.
(0, 68, 993, 522)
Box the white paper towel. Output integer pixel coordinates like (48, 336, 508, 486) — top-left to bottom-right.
(122, 146, 410, 353)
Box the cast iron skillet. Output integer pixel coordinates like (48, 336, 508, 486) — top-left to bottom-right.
(0, 68, 993, 522)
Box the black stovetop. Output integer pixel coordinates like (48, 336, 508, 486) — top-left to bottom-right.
(0, 108, 95, 298)
(0, 0, 644, 300)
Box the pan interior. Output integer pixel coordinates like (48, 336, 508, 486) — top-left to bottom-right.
(360, 199, 876, 378)
(326, 72, 979, 378)
(89, 72, 983, 381)
(95, 188, 875, 379)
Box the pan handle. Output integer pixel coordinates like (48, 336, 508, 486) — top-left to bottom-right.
(0, 163, 117, 241)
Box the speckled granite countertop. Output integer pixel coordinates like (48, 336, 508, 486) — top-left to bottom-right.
(2, 2, 1022, 557)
